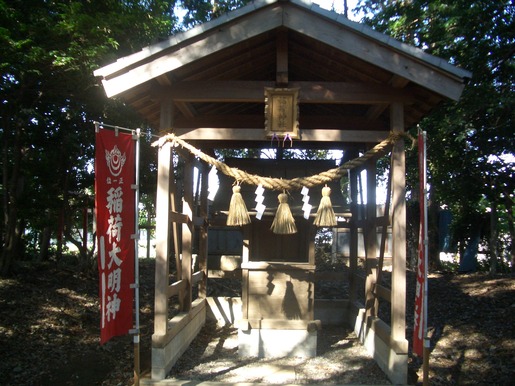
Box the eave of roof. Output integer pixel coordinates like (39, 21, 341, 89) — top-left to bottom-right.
(94, 0, 471, 101)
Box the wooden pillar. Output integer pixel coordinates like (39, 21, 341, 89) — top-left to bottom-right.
(348, 166, 359, 305)
(154, 141, 172, 337)
(181, 155, 194, 311)
(390, 102, 406, 342)
(198, 162, 209, 298)
(365, 159, 378, 317)
(154, 97, 174, 337)
(241, 227, 250, 321)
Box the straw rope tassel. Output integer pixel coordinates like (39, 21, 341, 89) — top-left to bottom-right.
(227, 184, 251, 226)
(271, 192, 297, 234)
(314, 185, 337, 227)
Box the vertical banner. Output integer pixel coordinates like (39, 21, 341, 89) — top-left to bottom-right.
(413, 130, 428, 357)
(95, 129, 135, 344)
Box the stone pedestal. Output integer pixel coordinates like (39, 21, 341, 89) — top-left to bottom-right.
(238, 327, 317, 358)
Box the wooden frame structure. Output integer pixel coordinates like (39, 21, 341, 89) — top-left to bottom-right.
(94, 1, 470, 383)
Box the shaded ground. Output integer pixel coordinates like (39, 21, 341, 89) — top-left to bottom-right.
(0, 259, 513, 385)
(419, 273, 515, 385)
(168, 321, 391, 384)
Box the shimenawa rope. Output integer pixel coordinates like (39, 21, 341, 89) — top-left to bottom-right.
(152, 131, 411, 231)
(152, 131, 409, 191)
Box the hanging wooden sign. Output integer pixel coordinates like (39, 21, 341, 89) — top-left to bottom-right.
(264, 88, 299, 139)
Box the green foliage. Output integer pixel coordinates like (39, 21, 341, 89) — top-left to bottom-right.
(180, 0, 251, 28)
(0, 0, 179, 274)
(356, 0, 515, 269)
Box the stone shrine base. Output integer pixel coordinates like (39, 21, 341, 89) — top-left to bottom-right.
(238, 327, 317, 358)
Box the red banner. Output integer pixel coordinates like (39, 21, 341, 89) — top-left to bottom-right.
(95, 129, 135, 344)
(413, 131, 427, 357)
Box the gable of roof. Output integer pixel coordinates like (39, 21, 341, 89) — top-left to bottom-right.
(94, 0, 471, 138)
(95, 0, 470, 100)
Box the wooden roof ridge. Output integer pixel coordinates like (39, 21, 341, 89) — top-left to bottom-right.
(94, 0, 471, 100)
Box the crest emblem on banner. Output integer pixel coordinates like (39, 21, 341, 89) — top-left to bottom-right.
(105, 145, 126, 177)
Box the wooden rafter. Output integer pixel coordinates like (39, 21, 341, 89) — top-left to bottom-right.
(161, 81, 414, 104)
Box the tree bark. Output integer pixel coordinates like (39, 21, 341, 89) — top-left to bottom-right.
(504, 198, 515, 274)
(39, 226, 52, 261)
(428, 200, 442, 271)
(489, 203, 498, 274)
(1, 121, 24, 276)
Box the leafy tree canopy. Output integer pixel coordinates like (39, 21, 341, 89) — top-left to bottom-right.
(356, 0, 515, 269)
(0, 0, 181, 274)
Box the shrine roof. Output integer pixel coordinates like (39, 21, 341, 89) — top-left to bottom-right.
(94, 0, 471, 148)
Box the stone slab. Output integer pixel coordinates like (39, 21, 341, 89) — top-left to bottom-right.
(238, 328, 317, 358)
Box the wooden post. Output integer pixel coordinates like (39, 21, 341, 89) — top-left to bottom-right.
(241, 226, 250, 322)
(154, 96, 174, 338)
(390, 102, 406, 344)
(181, 155, 194, 311)
(154, 141, 172, 337)
(365, 159, 378, 317)
(375, 151, 394, 289)
(348, 166, 359, 306)
(170, 165, 182, 281)
(198, 162, 209, 298)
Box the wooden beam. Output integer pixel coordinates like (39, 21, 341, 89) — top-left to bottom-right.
(167, 279, 187, 297)
(169, 211, 189, 224)
(374, 283, 391, 303)
(175, 101, 197, 118)
(162, 81, 414, 104)
(207, 269, 242, 279)
(192, 270, 205, 286)
(366, 76, 410, 120)
(173, 115, 388, 131)
(369, 316, 409, 353)
(174, 128, 389, 143)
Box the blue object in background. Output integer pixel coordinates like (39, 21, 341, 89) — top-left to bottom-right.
(459, 228, 479, 273)
(439, 210, 453, 253)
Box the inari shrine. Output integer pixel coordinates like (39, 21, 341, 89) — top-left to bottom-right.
(94, 0, 470, 384)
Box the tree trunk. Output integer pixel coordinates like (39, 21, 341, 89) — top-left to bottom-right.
(39, 226, 52, 261)
(1, 122, 24, 276)
(428, 200, 442, 271)
(406, 201, 419, 269)
(489, 203, 498, 274)
(504, 198, 515, 274)
(1, 208, 20, 275)
(57, 170, 70, 261)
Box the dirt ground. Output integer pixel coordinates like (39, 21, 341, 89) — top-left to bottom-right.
(0, 259, 513, 385)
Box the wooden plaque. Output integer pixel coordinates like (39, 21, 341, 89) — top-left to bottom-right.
(264, 88, 299, 139)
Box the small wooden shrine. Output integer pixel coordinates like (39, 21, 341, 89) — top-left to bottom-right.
(94, 1, 470, 384)
(214, 158, 349, 358)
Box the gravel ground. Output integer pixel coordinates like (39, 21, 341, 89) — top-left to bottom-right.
(2, 259, 512, 385)
(167, 320, 392, 384)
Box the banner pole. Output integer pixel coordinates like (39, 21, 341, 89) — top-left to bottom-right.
(133, 129, 141, 386)
(421, 130, 429, 386)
